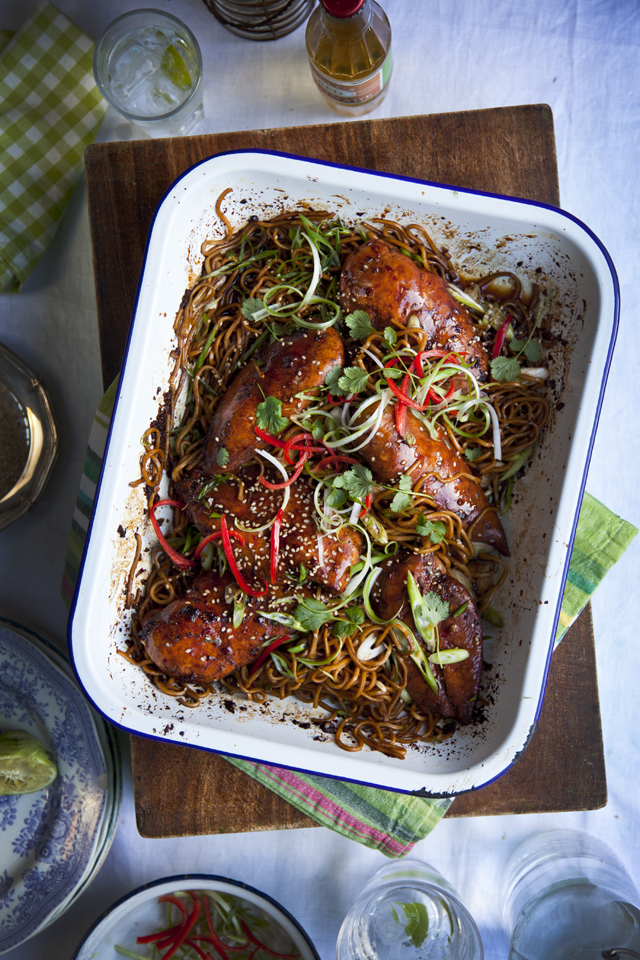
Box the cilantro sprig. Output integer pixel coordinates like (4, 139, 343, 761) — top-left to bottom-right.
(333, 463, 375, 503)
(332, 606, 365, 639)
(256, 395, 289, 435)
(324, 364, 371, 397)
(345, 310, 376, 340)
(491, 296, 547, 381)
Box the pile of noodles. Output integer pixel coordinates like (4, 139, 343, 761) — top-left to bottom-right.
(120, 196, 551, 759)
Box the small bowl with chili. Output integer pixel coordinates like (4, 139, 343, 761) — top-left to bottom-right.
(73, 874, 320, 960)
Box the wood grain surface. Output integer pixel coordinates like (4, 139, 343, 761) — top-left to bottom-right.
(85, 104, 606, 838)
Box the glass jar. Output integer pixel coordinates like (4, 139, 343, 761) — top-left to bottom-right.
(305, 0, 392, 116)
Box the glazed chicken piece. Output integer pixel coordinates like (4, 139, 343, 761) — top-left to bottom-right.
(358, 403, 508, 555)
(175, 466, 362, 595)
(204, 327, 344, 474)
(339, 238, 488, 380)
(372, 552, 483, 725)
(140, 571, 285, 684)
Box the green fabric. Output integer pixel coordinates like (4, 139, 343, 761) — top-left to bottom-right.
(62, 381, 637, 855)
(555, 491, 637, 642)
(0, 1, 107, 293)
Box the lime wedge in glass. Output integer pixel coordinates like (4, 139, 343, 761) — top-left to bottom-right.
(0, 730, 57, 795)
(160, 43, 193, 91)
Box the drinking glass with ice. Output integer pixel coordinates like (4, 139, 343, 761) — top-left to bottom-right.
(94, 10, 204, 137)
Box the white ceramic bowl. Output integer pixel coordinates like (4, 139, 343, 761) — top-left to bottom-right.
(68, 150, 618, 795)
(72, 874, 320, 960)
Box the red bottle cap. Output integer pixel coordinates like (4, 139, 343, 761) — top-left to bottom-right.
(321, 0, 366, 16)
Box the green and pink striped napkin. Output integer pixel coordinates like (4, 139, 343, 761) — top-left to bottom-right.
(62, 379, 637, 857)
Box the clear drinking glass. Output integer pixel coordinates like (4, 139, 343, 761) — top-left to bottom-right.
(503, 829, 640, 960)
(93, 9, 204, 137)
(336, 859, 484, 960)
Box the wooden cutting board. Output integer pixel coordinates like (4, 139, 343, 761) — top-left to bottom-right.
(84, 105, 607, 838)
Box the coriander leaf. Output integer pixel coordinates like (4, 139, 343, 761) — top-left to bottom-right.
(332, 620, 358, 639)
(332, 463, 375, 502)
(383, 326, 397, 346)
(490, 356, 521, 382)
(420, 591, 450, 625)
(510, 336, 543, 364)
(390, 473, 413, 512)
(256, 395, 289, 434)
(522, 339, 543, 363)
(325, 486, 349, 510)
(345, 606, 365, 625)
(464, 446, 483, 462)
(383, 367, 403, 380)
(345, 310, 376, 340)
(331, 608, 364, 639)
(293, 597, 334, 632)
(216, 447, 229, 468)
(241, 297, 265, 321)
(324, 365, 344, 394)
(337, 366, 370, 396)
(415, 516, 447, 544)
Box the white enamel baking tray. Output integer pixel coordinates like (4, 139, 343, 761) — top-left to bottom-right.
(69, 150, 618, 796)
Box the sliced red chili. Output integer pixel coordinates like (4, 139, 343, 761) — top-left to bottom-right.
(258, 451, 310, 489)
(283, 432, 327, 464)
(492, 314, 512, 359)
(160, 893, 202, 960)
(359, 493, 373, 518)
(149, 499, 197, 570)
(221, 515, 268, 597)
(137, 925, 183, 945)
(394, 400, 407, 437)
(254, 425, 287, 448)
(194, 528, 245, 561)
(327, 392, 356, 406)
(249, 635, 291, 680)
(427, 379, 456, 405)
(386, 374, 425, 411)
(270, 508, 283, 583)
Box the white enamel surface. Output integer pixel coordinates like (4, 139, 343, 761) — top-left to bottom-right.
(69, 152, 617, 796)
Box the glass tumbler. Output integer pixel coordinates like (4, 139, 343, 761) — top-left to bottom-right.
(94, 9, 204, 137)
(503, 829, 640, 960)
(336, 859, 484, 960)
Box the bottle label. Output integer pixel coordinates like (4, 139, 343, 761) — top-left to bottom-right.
(310, 49, 392, 106)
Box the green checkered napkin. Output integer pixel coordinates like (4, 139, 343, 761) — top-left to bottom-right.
(62, 383, 637, 856)
(0, 0, 106, 293)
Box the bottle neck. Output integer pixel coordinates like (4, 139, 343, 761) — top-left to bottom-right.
(318, 0, 372, 36)
(320, 0, 368, 18)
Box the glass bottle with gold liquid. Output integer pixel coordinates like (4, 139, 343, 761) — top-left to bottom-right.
(305, 0, 392, 116)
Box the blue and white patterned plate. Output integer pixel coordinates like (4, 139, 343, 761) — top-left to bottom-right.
(0, 621, 117, 954)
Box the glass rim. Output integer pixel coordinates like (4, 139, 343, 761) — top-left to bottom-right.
(93, 8, 203, 124)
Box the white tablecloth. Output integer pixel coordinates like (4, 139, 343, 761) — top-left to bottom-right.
(1, 1, 639, 956)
